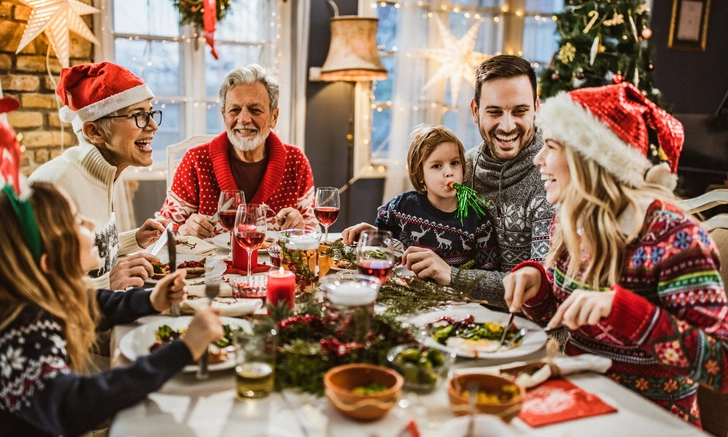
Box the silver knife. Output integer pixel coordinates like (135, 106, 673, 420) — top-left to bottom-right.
(210, 197, 236, 224)
(149, 223, 173, 257)
(167, 228, 180, 317)
(498, 312, 515, 350)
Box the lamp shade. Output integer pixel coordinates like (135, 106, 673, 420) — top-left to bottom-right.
(320, 16, 388, 82)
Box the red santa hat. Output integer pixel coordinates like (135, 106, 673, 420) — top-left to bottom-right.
(0, 97, 22, 193)
(537, 82, 684, 190)
(56, 62, 154, 134)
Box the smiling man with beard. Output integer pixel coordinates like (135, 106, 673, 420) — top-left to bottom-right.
(402, 56, 554, 309)
(158, 64, 316, 238)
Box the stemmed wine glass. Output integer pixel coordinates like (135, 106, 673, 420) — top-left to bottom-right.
(356, 230, 395, 284)
(218, 190, 245, 250)
(314, 187, 340, 243)
(234, 203, 268, 280)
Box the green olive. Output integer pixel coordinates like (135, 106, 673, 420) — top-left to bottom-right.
(426, 349, 445, 367)
(399, 348, 421, 363)
(417, 356, 433, 369)
(401, 362, 418, 382)
(418, 369, 438, 385)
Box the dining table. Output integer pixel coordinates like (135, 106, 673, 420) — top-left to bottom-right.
(108, 232, 709, 437)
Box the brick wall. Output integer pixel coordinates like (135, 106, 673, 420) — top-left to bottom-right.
(0, 0, 95, 175)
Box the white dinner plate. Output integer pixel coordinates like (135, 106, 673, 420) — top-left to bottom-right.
(119, 316, 251, 372)
(211, 233, 231, 249)
(407, 306, 547, 359)
(146, 254, 226, 285)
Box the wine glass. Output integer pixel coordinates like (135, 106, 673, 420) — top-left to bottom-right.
(218, 190, 245, 250)
(356, 230, 395, 284)
(234, 203, 268, 281)
(314, 187, 340, 243)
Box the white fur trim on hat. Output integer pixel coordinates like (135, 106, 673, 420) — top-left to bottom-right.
(59, 105, 76, 123)
(537, 93, 652, 188)
(67, 83, 153, 133)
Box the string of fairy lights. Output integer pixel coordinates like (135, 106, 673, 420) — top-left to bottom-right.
(99, 0, 283, 114)
(367, 0, 557, 116)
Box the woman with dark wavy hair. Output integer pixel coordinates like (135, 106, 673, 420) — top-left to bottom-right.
(0, 182, 223, 437)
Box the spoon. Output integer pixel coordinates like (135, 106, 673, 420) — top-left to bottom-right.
(466, 381, 477, 437)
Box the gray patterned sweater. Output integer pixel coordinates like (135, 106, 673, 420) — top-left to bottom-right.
(452, 128, 554, 308)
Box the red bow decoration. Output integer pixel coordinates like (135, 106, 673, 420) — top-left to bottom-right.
(0, 97, 21, 193)
(203, 0, 219, 60)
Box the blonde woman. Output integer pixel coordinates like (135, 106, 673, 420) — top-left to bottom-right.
(504, 83, 727, 427)
(0, 182, 223, 437)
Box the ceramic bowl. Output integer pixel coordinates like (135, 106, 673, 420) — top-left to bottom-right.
(447, 373, 523, 423)
(323, 363, 403, 421)
(387, 343, 455, 393)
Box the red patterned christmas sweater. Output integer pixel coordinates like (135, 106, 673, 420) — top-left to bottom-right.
(158, 131, 316, 233)
(517, 199, 727, 428)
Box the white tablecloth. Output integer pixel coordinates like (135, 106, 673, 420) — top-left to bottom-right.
(108, 307, 708, 437)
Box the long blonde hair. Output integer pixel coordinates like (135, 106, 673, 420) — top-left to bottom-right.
(546, 145, 676, 291)
(0, 182, 98, 371)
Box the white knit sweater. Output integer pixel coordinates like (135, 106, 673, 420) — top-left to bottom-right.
(29, 138, 141, 290)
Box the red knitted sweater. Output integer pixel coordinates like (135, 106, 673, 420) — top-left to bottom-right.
(515, 200, 727, 428)
(158, 131, 316, 233)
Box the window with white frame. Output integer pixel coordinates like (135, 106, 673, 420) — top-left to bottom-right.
(97, 0, 284, 165)
(366, 0, 562, 161)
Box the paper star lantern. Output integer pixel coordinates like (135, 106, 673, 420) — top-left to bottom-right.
(16, 0, 100, 69)
(419, 15, 490, 103)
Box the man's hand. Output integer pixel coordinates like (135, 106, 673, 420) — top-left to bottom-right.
(179, 213, 214, 238)
(276, 207, 304, 230)
(181, 306, 224, 361)
(135, 218, 167, 248)
(341, 222, 377, 245)
(401, 247, 452, 285)
(503, 267, 543, 313)
(109, 252, 159, 290)
(149, 269, 187, 312)
(548, 289, 616, 330)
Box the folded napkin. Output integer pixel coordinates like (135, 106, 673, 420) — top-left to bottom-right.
(187, 282, 234, 298)
(513, 354, 612, 389)
(175, 236, 217, 256)
(519, 378, 617, 427)
(454, 354, 612, 390)
(224, 259, 271, 275)
(181, 296, 262, 317)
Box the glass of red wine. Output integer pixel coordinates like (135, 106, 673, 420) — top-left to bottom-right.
(218, 190, 245, 253)
(234, 203, 268, 281)
(356, 230, 395, 284)
(314, 187, 340, 243)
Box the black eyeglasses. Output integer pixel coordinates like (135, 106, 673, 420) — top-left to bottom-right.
(98, 110, 163, 129)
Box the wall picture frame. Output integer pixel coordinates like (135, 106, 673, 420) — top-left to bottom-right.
(668, 0, 711, 52)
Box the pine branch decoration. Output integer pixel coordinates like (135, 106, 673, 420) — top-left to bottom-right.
(447, 182, 491, 224)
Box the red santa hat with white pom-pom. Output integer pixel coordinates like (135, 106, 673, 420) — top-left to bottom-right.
(56, 62, 154, 134)
(537, 82, 684, 191)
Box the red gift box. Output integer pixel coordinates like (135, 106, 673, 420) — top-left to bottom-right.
(519, 378, 617, 427)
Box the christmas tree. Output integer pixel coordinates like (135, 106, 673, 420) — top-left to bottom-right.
(539, 0, 666, 109)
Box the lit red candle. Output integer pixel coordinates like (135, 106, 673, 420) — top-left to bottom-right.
(266, 267, 295, 311)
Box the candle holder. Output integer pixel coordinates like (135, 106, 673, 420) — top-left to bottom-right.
(319, 274, 381, 344)
(278, 229, 322, 293)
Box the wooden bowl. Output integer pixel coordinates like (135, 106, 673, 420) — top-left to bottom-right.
(448, 373, 523, 423)
(324, 363, 403, 421)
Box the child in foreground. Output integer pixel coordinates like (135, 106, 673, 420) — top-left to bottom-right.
(0, 182, 223, 437)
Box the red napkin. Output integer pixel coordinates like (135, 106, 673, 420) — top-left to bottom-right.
(519, 378, 617, 427)
(224, 259, 271, 275)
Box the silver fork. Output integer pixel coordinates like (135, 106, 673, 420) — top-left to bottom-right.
(196, 279, 220, 380)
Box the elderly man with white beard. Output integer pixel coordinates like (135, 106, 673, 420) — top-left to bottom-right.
(158, 64, 316, 237)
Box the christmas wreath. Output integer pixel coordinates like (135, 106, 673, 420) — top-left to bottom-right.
(172, 0, 233, 30)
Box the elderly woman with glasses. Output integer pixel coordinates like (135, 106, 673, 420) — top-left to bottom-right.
(30, 62, 167, 292)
